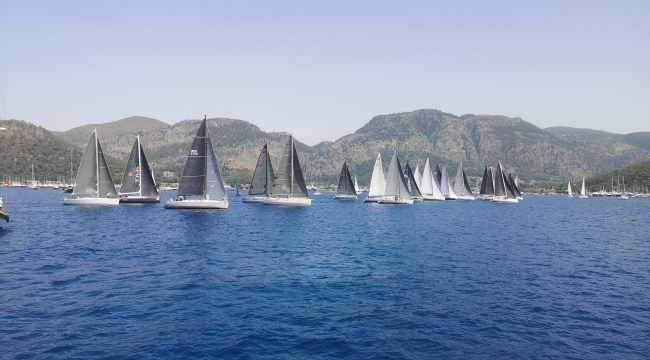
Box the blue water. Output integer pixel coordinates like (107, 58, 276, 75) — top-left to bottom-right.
(1, 188, 649, 359)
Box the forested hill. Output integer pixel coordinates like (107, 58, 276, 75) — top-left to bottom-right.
(586, 160, 650, 193)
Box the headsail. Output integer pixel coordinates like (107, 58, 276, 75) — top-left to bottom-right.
(205, 135, 228, 201)
(509, 173, 522, 199)
(354, 174, 360, 193)
(404, 162, 422, 198)
(249, 144, 272, 196)
(73, 131, 98, 195)
(504, 171, 517, 199)
(486, 167, 495, 196)
(368, 153, 386, 197)
(479, 166, 488, 196)
(97, 139, 117, 198)
(414, 165, 422, 189)
(138, 140, 158, 197)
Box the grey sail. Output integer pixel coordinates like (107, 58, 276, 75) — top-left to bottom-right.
(249, 145, 270, 196)
(404, 162, 422, 198)
(504, 172, 517, 199)
(440, 166, 450, 198)
(486, 167, 495, 196)
(336, 160, 357, 196)
(138, 142, 158, 197)
(462, 169, 473, 195)
(205, 135, 228, 200)
(479, 166, 488, 195)
(509, 173, 522, 198)
(454, 163, 468, 196)
(177, 119, 207, 196)
(434, 164, 442, 188)
(120, 139, 141, 194)
(73, 131, 98, 195)
(269, 136, 292, 196)
(97, 140, 118, 198)
(291, 138, 309, 197)
(383, 151, 412, 200)
(265, 149, 275, 195)
(494, 163, 506, 197)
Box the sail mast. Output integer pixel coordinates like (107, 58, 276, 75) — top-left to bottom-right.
(137, 134, 142, 197)
(95, 129, 99, 195)
(290, 135, 294, 196)
(203, 117, 208, 200)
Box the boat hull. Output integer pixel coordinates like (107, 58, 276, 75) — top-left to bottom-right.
(263, 197, 312, 206)
(378, 197, 413, 205)
(456, 195, 476, 200)
(422, 195, 445, 201)
(63, 197, 120, 205)
(477, 195, 493, 201)
(333, 194, 358, 200)
(491, 196, 518, 204)
(119, 195, 160, 203)
(164, 199, 229, 209)
(363, 196, 382, 203)
(579, 195, 588, 199)
(243, 196, 267, 203)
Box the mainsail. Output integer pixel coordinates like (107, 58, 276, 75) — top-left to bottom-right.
(383, 151, 412, 200)
(120, 135, 158, 197)
(270, 135, 309, 198)
(404, 162, 422, 198)
(177, 119, 207, 196)
(248, 144, 275, 196)
(567, 180, 573, 196)
(479, 166, 488, 196)
(414, 165, 422, 189)
(368, 153, 386, 197)
(509, 173, 523, 199)
(453, 162, 473, 197)
(420, 158, 445, 200)
(581, 177, 586, 196)
(73, 131, 99, 195)
(494, 163, 506, 197)
(487, 167, 495, 196)
(336, 160, 357, 196)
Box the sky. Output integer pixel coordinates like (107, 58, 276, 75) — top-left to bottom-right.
(1, 0, 648, 145)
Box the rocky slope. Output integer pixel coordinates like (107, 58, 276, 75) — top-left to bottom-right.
(53, 116, 169, 146)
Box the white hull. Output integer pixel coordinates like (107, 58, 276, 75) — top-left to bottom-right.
(491, 196, 518, 204)
(26, 186, 39, 190)
(263, 197, 312, 206)
(313, 192, 323, 196)
(63, 197, 120, 205)
(579, 195, 588, 199)
(456, 195, 476, 201)
(620, 195, 629, 200)
(363, 196, 382, 203)
(477, 195, 493, 201)
(378, 197, 413, 205)
(412, 196, 423, 202)
(165, 199, 229, 209)
(567, 195, 574, 198)
(334, 194, 358, 200)
(422, 195, 445, 201)
(516, 196, 524, 200)
(243, 196, 267, 203)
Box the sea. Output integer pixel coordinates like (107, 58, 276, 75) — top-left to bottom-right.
(1, 188, 649, 359)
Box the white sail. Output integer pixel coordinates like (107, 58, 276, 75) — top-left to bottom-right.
(381, 151, 412, 201)
(581, 178, 586, 196)
(420, 158, 445, 201)
(441, 166, 458, 200)
(354, 174, 360, 193)
(367, 153, 386, 198)
(414, 165, 422, 189)
(567, 181, 573, 196)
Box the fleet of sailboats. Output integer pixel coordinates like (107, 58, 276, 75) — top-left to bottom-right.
(165, 116, 229, 209)
(334, 160, 358, 200)
(118, 135, 160, 203)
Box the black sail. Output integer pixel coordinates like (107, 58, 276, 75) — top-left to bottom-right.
(336, 160, 357, 196)
(177, 119, 207, 196)
(479, 166, 488, 195)
(249, 145, 270, 196)
(120, 139, 141, 194)
(434, 164, 442, 188)
(504, 172, 517, 199)
(97, 140, 118, 198)
(494, 163, 506, 197)
(508, 173, 522, 199)
(139, 142, 158, 197)
(291, 138, 309, 197)
(462, 168, 473, 195)
(486, 167, 495, 196)
(404, 162, 422, 197)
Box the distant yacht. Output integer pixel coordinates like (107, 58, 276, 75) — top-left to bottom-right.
(118, 135, 160, 203)
(491, 162, 518, 203)
(567, 180, 574, 198)
(354, 174, 362, 194)
(453, 162, 475, 200)
(378, 151, 413, 205)
(26, 164, 39, 190)
(63, 129, 120, 205)
(263, 135, 312, 206)
(244, 144, 275, 203)
(420, 158, 445, 201)
(364, 153, 386, 203)
(579, 177, 588, 199)
(334, 160, 358, 200)
(440, 166, 458, 200)
(165, 116, 229, 209)
(620, 176, 629, 200)
(509, 173, 523, 200)
(478, 166, 494, 200)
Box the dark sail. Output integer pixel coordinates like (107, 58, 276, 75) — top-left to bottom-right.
(404, 162, 422, 197)
(265, 148, 275, 195)
(504, 172, 517, 199)
(336, 160, 357, 196)
(434, 164, 442, 188)
(120, 138, 141, 194)
(494, 163, 506, 197)
(138, 142, 158, 197)
(97, 140, 118, 198)
(479, 166, 488, 195)
(73, 131, 98, 195)
(177, 119, 207, 196)
(291, 138, 309, 198)
(508, 173, 522, 199)
(249, 145, 269, 196)
(462, 168, 473, 196)
(269, 136, 292, 196)
(486, 167, 495, 196)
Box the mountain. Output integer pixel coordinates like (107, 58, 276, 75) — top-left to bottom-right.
(544, 126, 622, 140)
(53, 116, 168, 146)
(623, 132, 650, 150)
(0, 120, 118, 183)
(586, 160, 650, 193)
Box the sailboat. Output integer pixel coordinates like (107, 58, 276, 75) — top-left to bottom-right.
(567, 180, 574, 198)
(354, 174, 362, 194)
(364, 153, 386, 203)
(378, 151, 413, 204)
(26, 164, 39, 190)
(620, 176, 629, 200)
(165, 116, 229, 209)
(510, 174, 523, 200)
(491, 162, 518, 203)
(63, 149, 75, 193)
(420, 158, 445, 201)
(334, 160, 358, 200)
(235, 171, 241, 197)
(63, 129, 120, 205)
(434, 164, 442, 190)
(118, 135, 160, 203)
(478, 166, 495, 200)
(244, 144, 275, 203)
(404, 162, 423, 201)
(453, 162, 475, 200)
(414, 165, 422, 190)
(263, 135, 312, 206)
(0, 195, 8, 227)
(440, 166, 458, 200)
(579, 177, 588, 199)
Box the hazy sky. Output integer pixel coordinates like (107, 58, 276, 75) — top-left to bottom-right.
(1, 0, 648, 145)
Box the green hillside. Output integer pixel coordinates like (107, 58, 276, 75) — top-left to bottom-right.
(586, 160, 650, 192)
